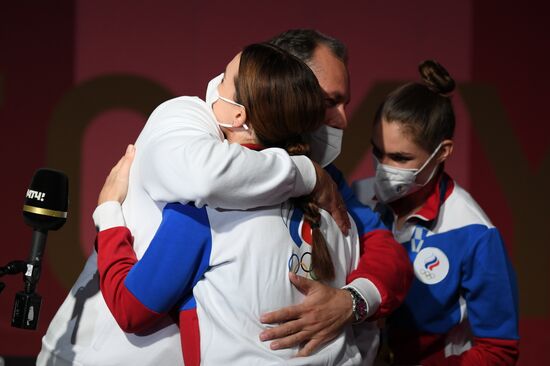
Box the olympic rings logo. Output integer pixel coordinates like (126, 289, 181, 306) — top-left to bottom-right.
(288, 252, 317, 280)
(418, 268, 436, 280)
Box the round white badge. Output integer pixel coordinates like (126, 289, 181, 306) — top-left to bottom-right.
(413, 247, 449, 285)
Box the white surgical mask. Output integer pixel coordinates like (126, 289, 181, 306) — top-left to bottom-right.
(205, 73, 224, 108)
(205, 73, 248, 130)
(307, 125, 343, 167)
(374, 143, 443, 203)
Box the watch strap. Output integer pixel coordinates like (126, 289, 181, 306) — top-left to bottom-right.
(344, 286, 368, 324)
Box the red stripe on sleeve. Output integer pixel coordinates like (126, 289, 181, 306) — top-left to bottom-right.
(180, 309, 201, 366)
(347, 228, 413, 319)
(96, 227, 166, 333)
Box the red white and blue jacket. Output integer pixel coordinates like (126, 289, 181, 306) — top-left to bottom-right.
(353, 172, 519, 365)
(95, 164, 411, 365)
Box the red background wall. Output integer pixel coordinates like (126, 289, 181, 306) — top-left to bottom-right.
(0, 1, 547, 364)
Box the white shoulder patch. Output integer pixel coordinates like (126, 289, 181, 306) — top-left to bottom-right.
(433, 182, 495, 234)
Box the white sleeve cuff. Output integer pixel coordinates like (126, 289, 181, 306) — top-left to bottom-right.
(290, 155, 316, 195)
(92, 201, 126, 231)
(344, 278, 382, 318)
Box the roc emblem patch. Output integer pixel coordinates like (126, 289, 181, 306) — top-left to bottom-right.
(413, 247, 449, 285)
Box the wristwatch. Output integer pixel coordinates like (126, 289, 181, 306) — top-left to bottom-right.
(344, 286, 368, 324)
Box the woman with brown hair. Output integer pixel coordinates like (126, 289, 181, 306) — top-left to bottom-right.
(353, 60, 519, 365)
(94, 43, 380, 365)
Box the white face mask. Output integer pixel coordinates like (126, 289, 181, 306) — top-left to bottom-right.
(205, 73, 248, 130)
(306, 125, 343, 167)
(373, 142, 443, 203)
(205, 73, 224, 108)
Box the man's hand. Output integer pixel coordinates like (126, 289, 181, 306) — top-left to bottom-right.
(310, 162, 350, 235)
(98, 144, 135, 205)
(259, 272, 353, 357)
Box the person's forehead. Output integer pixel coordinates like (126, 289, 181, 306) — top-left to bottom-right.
(374, 120, 420, 152)
(309, 45, 349, 97)
(226, 52, 241, 75)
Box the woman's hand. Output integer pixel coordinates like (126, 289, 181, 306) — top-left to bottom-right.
(98, 144, 135, 205)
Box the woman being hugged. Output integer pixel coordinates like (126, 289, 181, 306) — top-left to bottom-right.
(95, 43, 380, 365)
(353, 60, 519, 365)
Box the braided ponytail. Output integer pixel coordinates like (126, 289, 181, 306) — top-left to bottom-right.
(234, 43, 333, 280)
(288, 140, 335, 282)
(295, 197, 335, 281)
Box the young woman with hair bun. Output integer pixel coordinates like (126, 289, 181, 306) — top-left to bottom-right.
(353, 60, 519, 365)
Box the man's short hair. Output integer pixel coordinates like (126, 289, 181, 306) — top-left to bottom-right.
(269, 29, 348, 65)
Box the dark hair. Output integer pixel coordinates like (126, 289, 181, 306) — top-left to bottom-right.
(269, 29, 348, 65)
(235, 42, 335, 281)
(374, 60, 456, 152)
(235, 43, 325, 149)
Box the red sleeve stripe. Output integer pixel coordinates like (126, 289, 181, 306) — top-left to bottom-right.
(97, 227, 166, 333)
(347, 229, 413, 319)
(180, 309, 201, 366)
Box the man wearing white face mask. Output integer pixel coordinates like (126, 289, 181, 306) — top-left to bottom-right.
(352, 60, 519, 365)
